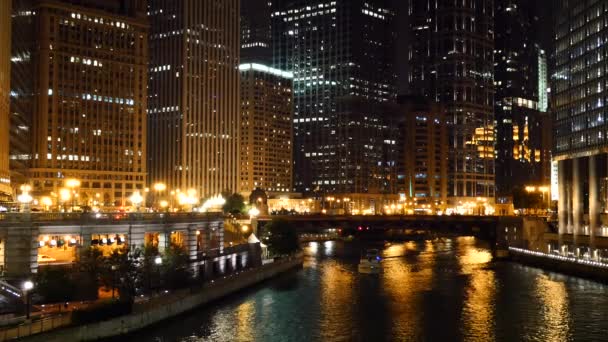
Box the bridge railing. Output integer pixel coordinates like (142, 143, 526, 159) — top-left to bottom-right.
(0, 212, 225, 226)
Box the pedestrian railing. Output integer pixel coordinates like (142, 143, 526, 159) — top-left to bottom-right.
(0, 313, 71, 341)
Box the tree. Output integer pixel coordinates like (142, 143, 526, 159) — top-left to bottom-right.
(76, 246, 106, 299)
(36, 267, 77, 303)
(141, 244, 160, 294)
(162, 243, 192, 290)
(223, 193, 246, 214)
(105, 246, 143, 303)
(262, 219, 300, 256)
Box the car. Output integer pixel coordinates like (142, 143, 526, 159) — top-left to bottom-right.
(37, 255, 56, 263)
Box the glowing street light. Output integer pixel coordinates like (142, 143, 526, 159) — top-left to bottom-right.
(22, 280, 34, 319)
(130, 191, 144, 211)
(248, 207, 260, 218)
(154, 256, 162, 265)
(154, 183, 167, 192)
(64, 179, 81, 211)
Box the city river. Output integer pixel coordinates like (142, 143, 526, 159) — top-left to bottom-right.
(135, 237, 608, 341)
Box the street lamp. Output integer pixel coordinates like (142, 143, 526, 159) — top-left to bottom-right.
(17, 185, 33, 213)
(249, 207, 260, 218)
(22, 280, 34, 319)
(154, 256, 162, 292)
(153, 183, 166, 209)
(130, 191, 144, 212)
(65, 179, 81, 211)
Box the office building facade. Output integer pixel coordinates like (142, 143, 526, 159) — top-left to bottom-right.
(494, 1, 552, 196)
(241, 0, 272, 64)
(148, 0, 241, 198)
(0, 1, 12, 201)
(553, 0, 608, 255)
(272, 0, 397, 194)
(394, 96, 448, 214)
(406, 0, 496, 208)
(239, 63, 293, 195)
(21, 0, 148, 206)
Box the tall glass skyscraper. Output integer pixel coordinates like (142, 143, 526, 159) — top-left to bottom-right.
(272, 0, 397, 194)
(148, 0, 241, 197)
(406, 0, 496, 210)
(553, 0, 608, 254)
(0, 0, 11, 201)
(494, 0, 552, 197)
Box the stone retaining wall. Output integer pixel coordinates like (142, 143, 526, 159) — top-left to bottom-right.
(21, 255, 303, 341)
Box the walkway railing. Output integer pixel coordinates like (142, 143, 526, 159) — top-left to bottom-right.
(509, 247, 608, 269)
(0, 313, 71, 341)
(0, 211, 224, 226)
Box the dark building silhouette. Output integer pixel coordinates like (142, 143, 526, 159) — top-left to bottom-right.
(272, 0, 397, 194)
(404, 0, 496, 209)
(494, 0, 552, 196)
(241, 0, 272, 64)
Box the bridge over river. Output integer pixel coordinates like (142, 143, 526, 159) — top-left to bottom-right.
(256, 214, 543, 251)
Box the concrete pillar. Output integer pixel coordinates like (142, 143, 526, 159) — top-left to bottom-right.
(5, 225, 39, 277)
(80, 227, 92, 249)
(572, 157, 583, 254)
(128, 225, 146, 249)
(187, 225, 198, 262)
(158, 231, 169, 252)
(589, 155, 600, 254)
(558, 160, 567, 248)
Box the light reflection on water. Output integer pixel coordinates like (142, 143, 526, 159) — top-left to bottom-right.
(134, 238, 608, 342)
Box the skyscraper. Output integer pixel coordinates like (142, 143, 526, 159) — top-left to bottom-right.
(395, 96, 448, 213)
(406, 0, 496, 210)
(239, 63, 293, 194)
(148, 0, 240, 198)
(0, 1, 12, 201)
(19, 0, 148, 206)
(553, 0, 608, 254)
(241, 0, 272, 64)
(494, 0, 552, 196)
(9, 0, 35, 188)
(272, 0, 397, 194)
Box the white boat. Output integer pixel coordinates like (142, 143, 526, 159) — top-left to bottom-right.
(358, 249, 382, 274)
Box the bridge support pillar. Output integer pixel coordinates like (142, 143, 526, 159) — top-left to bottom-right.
(128, 224, 146, 249)
(4, 225, 38, 277)
(558, 160, 567, 249)
(589, 155, 600, 256)
(572, 158, 583, 255)
(158, 231, 169, 252)
(187, 225, 199, 275)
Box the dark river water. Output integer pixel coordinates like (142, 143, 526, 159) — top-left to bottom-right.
(134, 237, 608, 342)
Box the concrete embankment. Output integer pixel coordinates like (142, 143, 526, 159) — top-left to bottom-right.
(21, 255, 303, 342)
(509, 248, 608, 282)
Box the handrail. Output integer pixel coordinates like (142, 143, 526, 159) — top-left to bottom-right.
(0, 211, 225, 226)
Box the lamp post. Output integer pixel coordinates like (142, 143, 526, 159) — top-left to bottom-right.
(153, 183, 166, 209)
(154, 256, 162, 292)
(22, 280, 34, 319)
(65, 179, 81, 211)
(249, 207, 260, 235)
(129, 191, 144, 212)
(111, 265, 118, 299)
(17, 185, 33, 213)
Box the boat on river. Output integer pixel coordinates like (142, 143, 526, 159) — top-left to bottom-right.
(358, 249, 382, 274)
